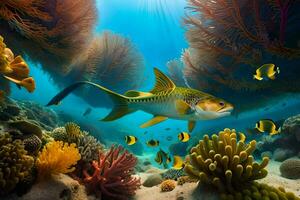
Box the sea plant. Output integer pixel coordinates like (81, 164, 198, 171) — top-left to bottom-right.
(185, 128, 300, 199)
(0, 0, 97, 74)
(0, 132, 34, 195)
(80, 145, 141, 200)
(65, 31, 145, 107)
(182, 0, 300, 112)
(35, 140, 81, 180)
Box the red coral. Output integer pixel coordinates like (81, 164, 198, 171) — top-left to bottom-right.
(82, 145, 141, 200)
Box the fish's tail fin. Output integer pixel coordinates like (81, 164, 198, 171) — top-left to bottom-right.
(47, 81, 134, 121)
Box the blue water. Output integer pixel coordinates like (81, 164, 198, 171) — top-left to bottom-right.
(9, 0, 300, 159)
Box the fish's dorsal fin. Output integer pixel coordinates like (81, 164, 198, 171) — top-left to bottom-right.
(150, 68, 176, 94)
(124, 90, 152, 97)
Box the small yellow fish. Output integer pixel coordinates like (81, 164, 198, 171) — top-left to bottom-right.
(3, 76, 35, 93)
(253, 63, 280, 81)
(146, 139, 159, 147)
(173, 155, 184, 170)
(155, 149, 171, 169)
(178, 132, 190, 142)
(125, 135, 138, 145)
(255, 119, 281, 135)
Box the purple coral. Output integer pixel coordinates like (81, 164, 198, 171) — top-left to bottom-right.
(82, 145, 141, 200)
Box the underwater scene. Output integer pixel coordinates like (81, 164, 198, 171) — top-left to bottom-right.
(0, 0, 300, 200)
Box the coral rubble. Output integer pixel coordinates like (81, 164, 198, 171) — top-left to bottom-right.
(81, 145, 141, 200)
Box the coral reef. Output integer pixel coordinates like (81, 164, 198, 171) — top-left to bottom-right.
(160, 179, 176, 192)
(279, 159, 300, 179)
(50, 122, 103, 163)
(185, 128, 269, 193)
(273, 148, 294, 162)
(220, 182, 300, 200)
(282, 114, 300, 142)
(80, 145, 141, 200)
(181, 0, 300, 112)
(0, 98, 60, 131)
(0, 36, 35, 94)
(36, 141, 81, 180)
(142, 173, 163, 187)
(23, 134, 42, 155)
(0, 132, 34, 195)
(162, 168, 186, 180)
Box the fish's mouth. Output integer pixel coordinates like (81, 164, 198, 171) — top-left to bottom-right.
(217, 106, 234, 114)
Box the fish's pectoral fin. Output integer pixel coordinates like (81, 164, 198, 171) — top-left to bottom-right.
(188, 120, 196, 132)
(150, 68, 176, 94)
(140, 116, 168, 128)
(175, 99, 193, 115)
(101, 107, 136, 121)
(124, 90, 152, 97)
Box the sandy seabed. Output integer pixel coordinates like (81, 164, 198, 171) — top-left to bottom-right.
(134, 160, 300, 200)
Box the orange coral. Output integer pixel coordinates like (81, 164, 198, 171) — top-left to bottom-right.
(36, 141, 81, 180)
(0, 0, 97, 74)
(0, 35, 35, 93)
(160, 179, 176, 192)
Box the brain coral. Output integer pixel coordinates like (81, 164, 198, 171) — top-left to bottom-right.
(160, 179, 176, 192)
(0, 132, 34, 195)
(280, 159, 300, 179)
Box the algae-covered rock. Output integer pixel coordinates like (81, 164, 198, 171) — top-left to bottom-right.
(280, 159, 300, 179)
(142, 173, 163, 187)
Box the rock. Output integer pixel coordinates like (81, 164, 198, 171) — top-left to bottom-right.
(273, 148, 294, 162)
(279, 159, 300, 179)
(18, 174, 95, 200)
(142, 173, 163, 187)
(8, 120, 43, 138)
(282, 114, 300, 142)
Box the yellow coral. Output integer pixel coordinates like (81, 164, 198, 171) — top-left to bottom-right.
(177, 176, 198, 185)
(65, 122, 84, 140)
(160, 179, 176, 192)
(36, 141, 81, 180)
(185, 128, 269, 193)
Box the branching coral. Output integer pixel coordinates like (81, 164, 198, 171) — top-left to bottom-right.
(0, 132, 34, 195)
(81, 145, 141, 200)
(65, 31, 145, 107)
(0, 0, 97, 74)
(185, 128, 269, 193)
(182, 0, 300, 112)
(185, 128, 300, 199)
(36, 141, 81, 180)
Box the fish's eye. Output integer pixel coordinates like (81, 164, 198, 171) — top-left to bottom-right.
(219, 101, 225, 106)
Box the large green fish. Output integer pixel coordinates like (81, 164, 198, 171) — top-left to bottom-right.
(47, 68, 233, 132)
